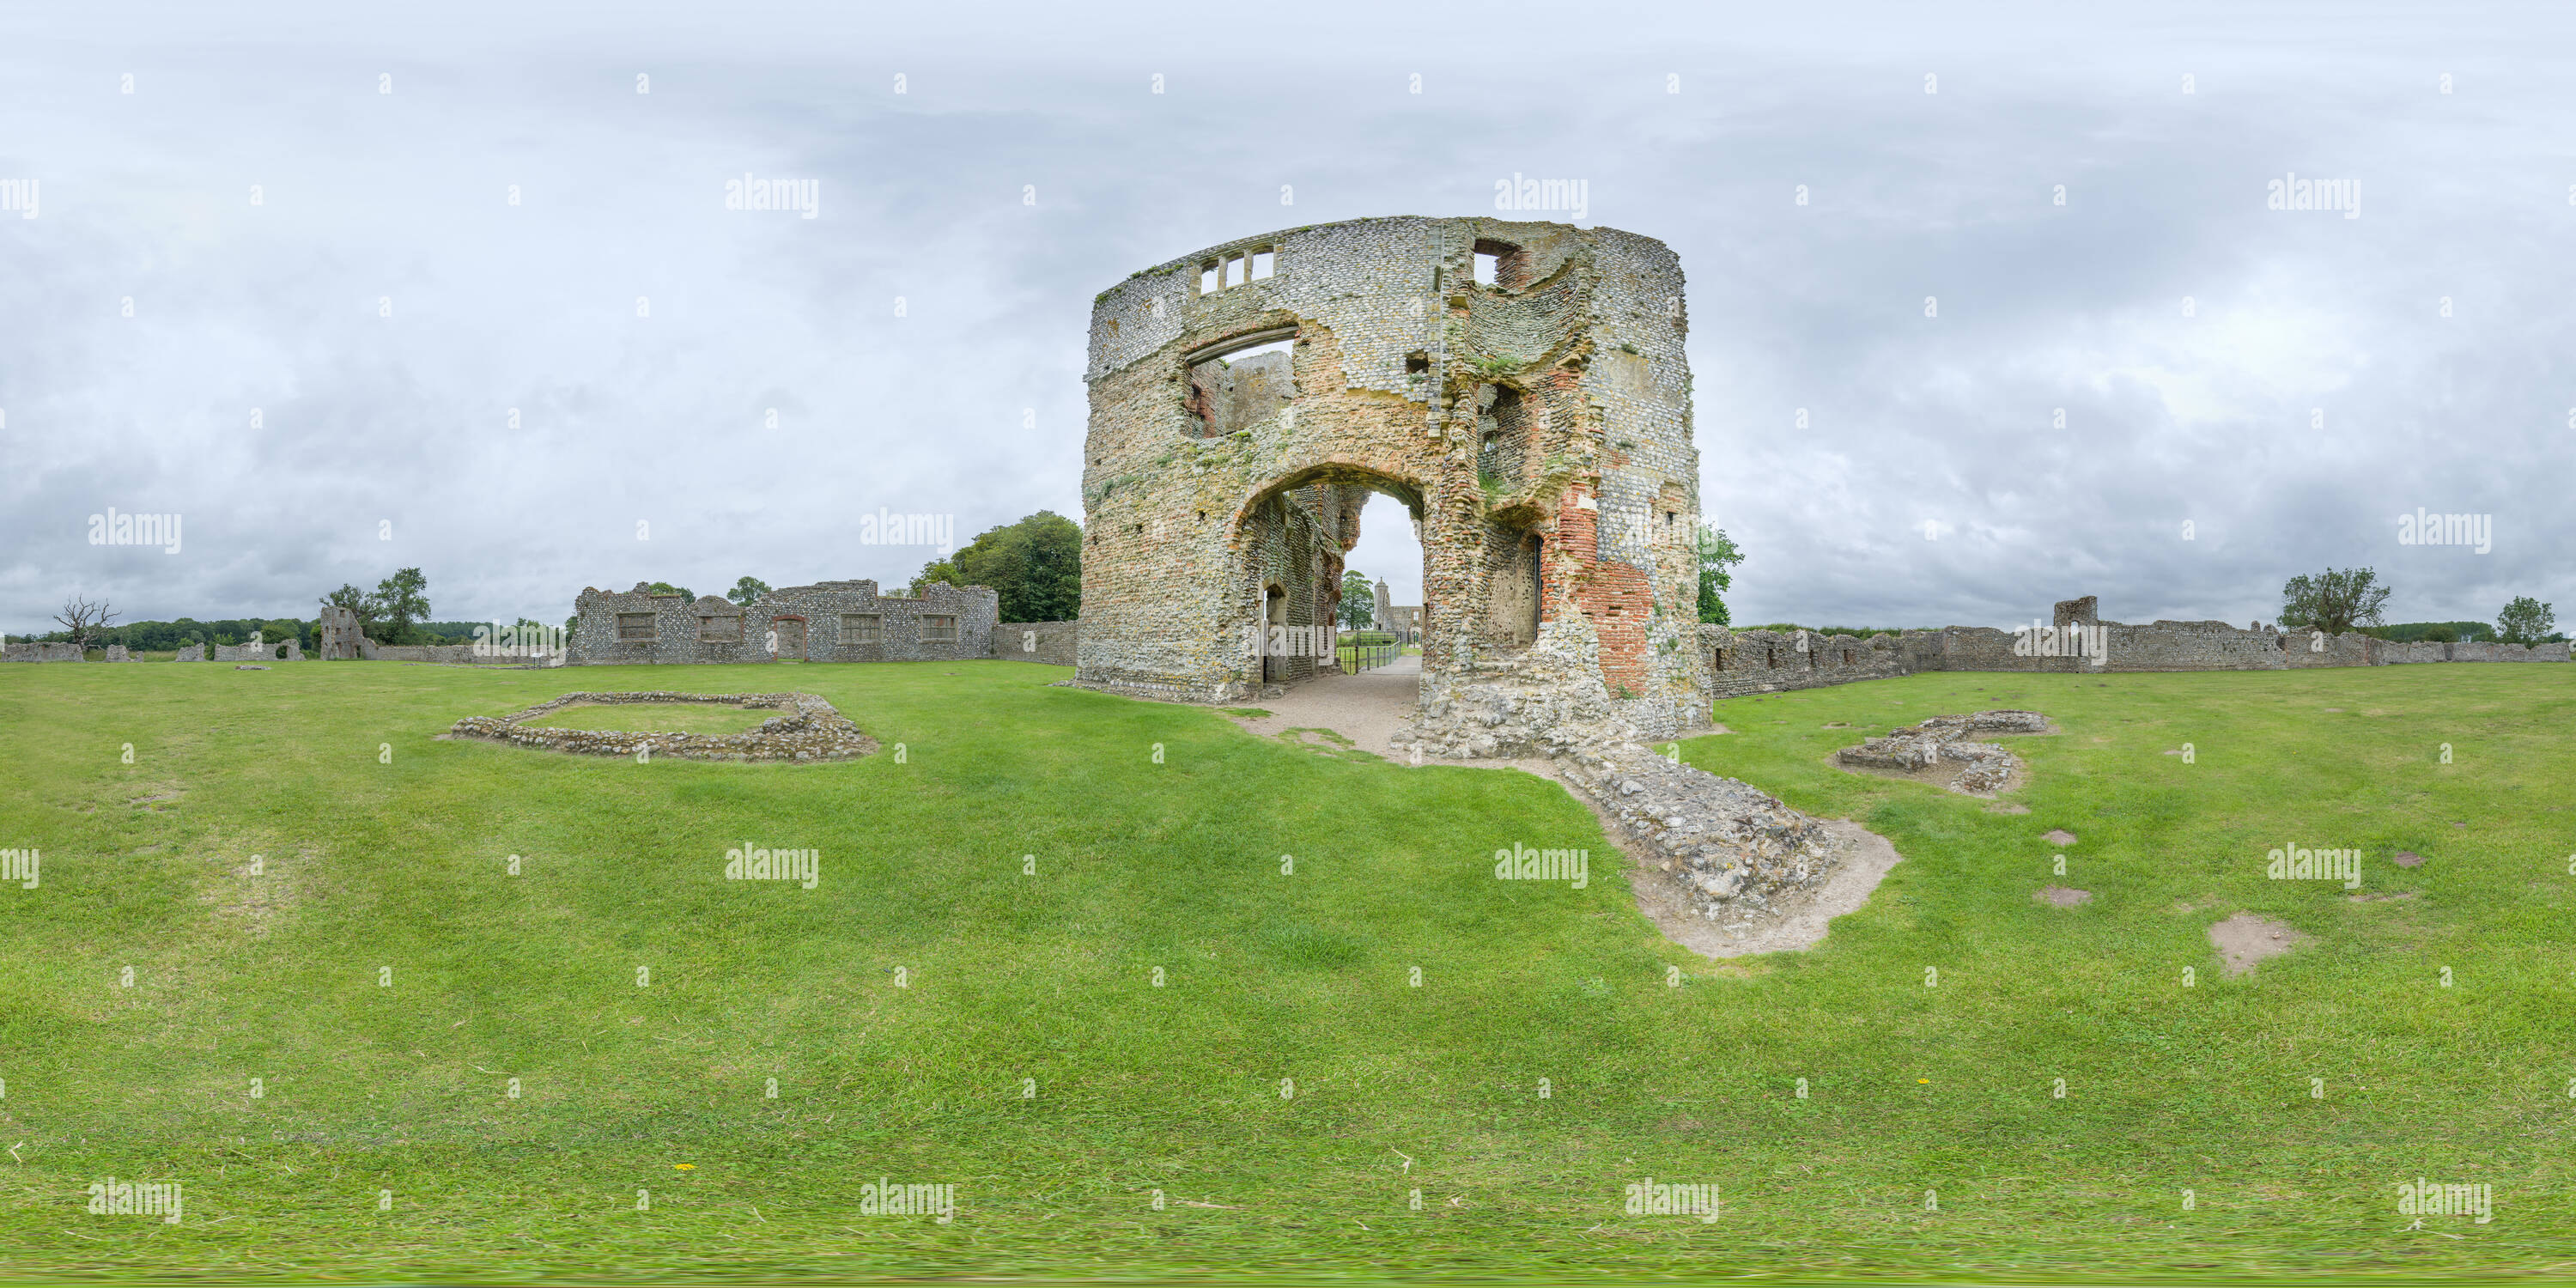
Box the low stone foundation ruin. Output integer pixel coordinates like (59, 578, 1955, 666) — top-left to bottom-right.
(1836, 709, 2051, 795)
(448, 691, 874, 762)
(1560, 742, 1842, 924)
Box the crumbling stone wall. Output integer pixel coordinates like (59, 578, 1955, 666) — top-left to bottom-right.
(1704, 627, 1907, 697)
(1078, 216, 1709, 744)
(317, 605, 375, 659)
(568, 580, 998, 665)
(999, 621, 1079, 665)
(213, 640, 302, 663)
(2, 642, 84, 662)
(1703, 593, 2569, 701)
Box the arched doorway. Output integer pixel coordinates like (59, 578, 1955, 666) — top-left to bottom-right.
(1233, 463, 1429, 693)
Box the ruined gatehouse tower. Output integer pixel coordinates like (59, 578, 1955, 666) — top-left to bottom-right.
(1077, 216, 1711, 749)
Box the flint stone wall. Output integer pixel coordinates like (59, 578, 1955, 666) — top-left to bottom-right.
(213, 641, 303, 662)
(2, 642, 84, 662)
(1701, 594, 2567, 702)
(999, 621, 1079, 665)
(1078, 216, 1710, 742)
(568, 580, 999, 665)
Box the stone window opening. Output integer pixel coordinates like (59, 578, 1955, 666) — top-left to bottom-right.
(1843, 648, 1855, 665)
(1405, 350, 1431, 374)
(1478, 386, 1530, 482)
(1199, 247, 1276, 295)
(1473, 238, 1529, 289)
(842, 613, 881, 643)
(698, 615, 742, 642)
(922, 615, 957, 644)
(1184, 334, 1296, 438)
(617, 612, 656, 641)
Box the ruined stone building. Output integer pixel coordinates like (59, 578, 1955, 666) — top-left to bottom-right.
(1075, 217, 1710, 746)
(568, 580, 998, 665)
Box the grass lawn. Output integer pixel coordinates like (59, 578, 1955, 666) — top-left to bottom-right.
(0, 659, 2569, 1281)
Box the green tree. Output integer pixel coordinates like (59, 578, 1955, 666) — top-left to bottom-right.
(2496, 596, 2556, 645)
(373, 568, 432, 644)
(1697, 525, 1745, 625)
(728, 576, 772, 605)
(1337, 571, 1376, 630)
(647, 581, 695, 603)
(2279, 567, 2391, 635)
(911, 511, 1083, 623)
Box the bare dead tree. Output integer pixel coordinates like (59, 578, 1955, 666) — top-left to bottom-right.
(52, 595, 119, 651)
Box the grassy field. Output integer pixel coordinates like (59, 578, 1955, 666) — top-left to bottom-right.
(0, 659, 2569, 1282)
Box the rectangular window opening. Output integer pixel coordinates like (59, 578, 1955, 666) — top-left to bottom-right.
(698, 616, 741, 642)
(1225, 256, 1245, 288)
(1249, 249, 1275, 280)
(1473, 252, 1498, 286)
(841, 613, 881, 643)
(922, 615, 958, 644)
(1200, 263, 1219, 294)
(616, 612, 656, 641)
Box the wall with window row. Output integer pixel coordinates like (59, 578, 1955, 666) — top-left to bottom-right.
(569, 579, 996, 665)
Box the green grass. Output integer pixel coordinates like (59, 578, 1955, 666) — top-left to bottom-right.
(0, 659, 2570, 1281)
(522, 702, 774, 736)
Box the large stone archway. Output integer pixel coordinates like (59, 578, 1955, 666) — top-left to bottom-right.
(1074, 216, 1711, 746)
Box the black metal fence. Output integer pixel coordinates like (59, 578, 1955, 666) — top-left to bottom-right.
(1337, 641, 1399, 674)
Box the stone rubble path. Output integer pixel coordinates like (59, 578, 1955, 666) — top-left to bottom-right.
(1221, 659, 1910, 958)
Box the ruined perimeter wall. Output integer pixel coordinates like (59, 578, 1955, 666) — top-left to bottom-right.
(1703, 596, 2567, 699)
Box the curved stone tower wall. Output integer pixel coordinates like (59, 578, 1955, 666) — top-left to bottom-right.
(1076, 216, 1708, 742)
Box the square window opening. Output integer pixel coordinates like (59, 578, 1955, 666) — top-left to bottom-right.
(1250, 250, 1275, 279)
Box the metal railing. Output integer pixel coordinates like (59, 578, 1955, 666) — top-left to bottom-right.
(1338, 641, 1400, 674)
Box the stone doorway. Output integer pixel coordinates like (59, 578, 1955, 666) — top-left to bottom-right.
(772, 617, 806, 661)
(1261, 584, 1286, 683)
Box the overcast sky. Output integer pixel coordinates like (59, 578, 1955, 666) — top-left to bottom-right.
(3, 1, 2568, 635)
